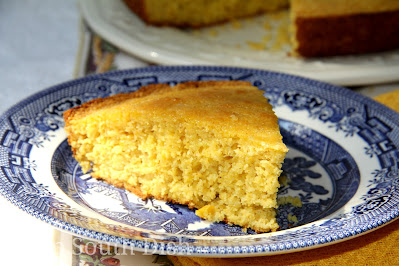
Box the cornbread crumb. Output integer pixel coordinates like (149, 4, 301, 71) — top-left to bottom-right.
(208, 29, 219, 37)
(248, 10, 291, 53)
(231, 20, 242, 29)
(278, 174, 289, 186)
(263, 21, 272, 31)
(247, 41, 267, 51)
(278, 195, 303, 207)
(288, 213, 299, 224)
(64, 81, 288, 232)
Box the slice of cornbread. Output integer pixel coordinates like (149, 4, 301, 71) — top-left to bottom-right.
(63, 81, 288, 232)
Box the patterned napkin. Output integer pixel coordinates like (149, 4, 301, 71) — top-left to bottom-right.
(65, 21, 399, 266)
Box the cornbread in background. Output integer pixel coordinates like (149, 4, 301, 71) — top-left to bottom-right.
(63, 81, 288, 232)
(123, 0, 288, 27)
(123, 0, 399, 57)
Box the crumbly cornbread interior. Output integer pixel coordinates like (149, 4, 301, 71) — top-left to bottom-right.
(63, 81, 287, 232)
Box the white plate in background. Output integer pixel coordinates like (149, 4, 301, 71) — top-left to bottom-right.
(79, 0, 399, 86)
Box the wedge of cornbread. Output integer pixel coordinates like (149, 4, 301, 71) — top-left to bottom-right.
(63, 81, 288, 232)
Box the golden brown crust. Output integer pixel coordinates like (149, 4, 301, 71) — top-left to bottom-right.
(63, 81, 251, 126)
(172, 80, 250, 90)
(294, 10, 399, 57)
(63, 83, 169, 126)
(63, 80, 255, 164)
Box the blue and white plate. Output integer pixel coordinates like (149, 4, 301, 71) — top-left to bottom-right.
(1, 66, 398, 257)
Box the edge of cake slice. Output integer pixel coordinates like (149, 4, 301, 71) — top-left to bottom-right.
(290, 0, 399, 57)
(63, 80, 288, 232)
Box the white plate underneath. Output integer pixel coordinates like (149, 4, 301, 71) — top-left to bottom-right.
(1, 66, 399, 257)
(79, 0, 399, 86)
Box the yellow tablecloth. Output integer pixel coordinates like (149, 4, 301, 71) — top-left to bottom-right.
(169, 89, 399, 266)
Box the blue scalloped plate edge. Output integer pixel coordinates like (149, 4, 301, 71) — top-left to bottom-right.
(0, 65, 398, 257)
